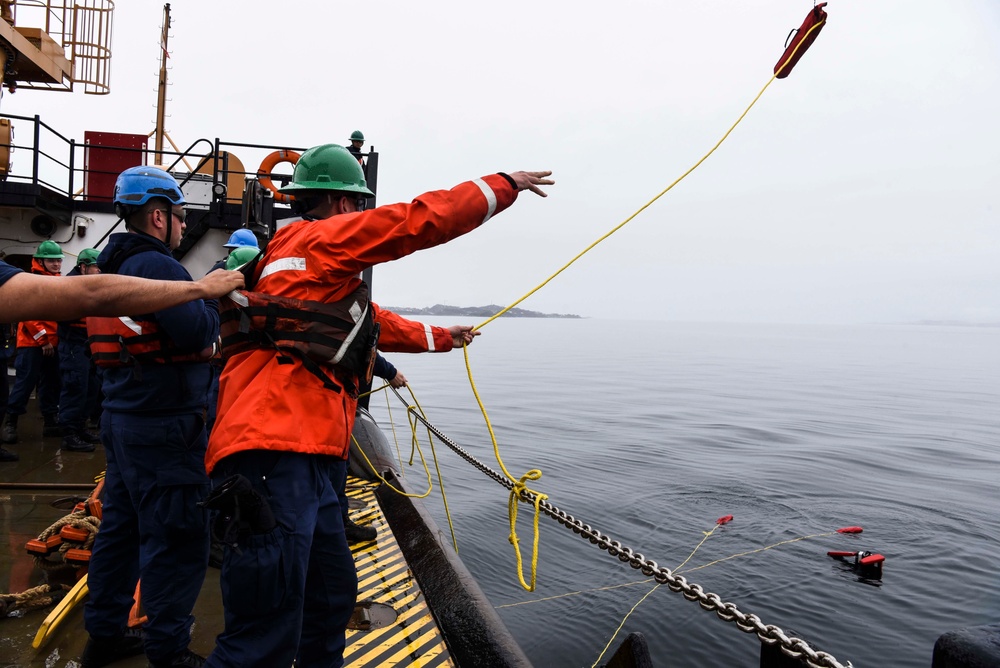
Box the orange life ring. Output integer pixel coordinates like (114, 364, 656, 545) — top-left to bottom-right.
(257, 149, 301, 203)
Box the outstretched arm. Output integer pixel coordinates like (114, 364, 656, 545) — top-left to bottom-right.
(0, 269, 244, 322)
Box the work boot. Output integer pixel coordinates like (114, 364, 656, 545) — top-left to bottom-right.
(62, 431, 96, 453)
(1, 414, 17, 444)
(79, 429, 102, 444)
(344, 517, 377, 543)
(42, 412, 62, 437)
(0, 446, 17, 462)
(80, 627, 145, 668)
(147, 648, 206, 668)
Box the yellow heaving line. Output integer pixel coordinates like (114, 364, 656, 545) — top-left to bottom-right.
(344, 476, 455, 667)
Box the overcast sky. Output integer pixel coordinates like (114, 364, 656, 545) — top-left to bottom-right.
(7, 1, 998, 324)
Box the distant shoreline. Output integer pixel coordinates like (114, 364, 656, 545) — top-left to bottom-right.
(384, 304, 583, 319)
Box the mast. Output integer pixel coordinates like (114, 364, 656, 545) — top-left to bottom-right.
(153, 3, 171, 158)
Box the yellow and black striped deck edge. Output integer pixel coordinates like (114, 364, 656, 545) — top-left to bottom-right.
(344, 477, 454, 667)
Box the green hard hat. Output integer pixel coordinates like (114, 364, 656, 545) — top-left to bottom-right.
(226, 246, 261, 271)
(278, 144, 374, 197)
(350, 130, 365, 142)
(77, 248, 100, 265)
(34, 240, 64, 259)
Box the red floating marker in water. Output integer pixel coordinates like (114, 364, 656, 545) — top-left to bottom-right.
(716, 515, 734, 525)
(837, 526, 863, 534)
(827, 550, 856, 558)
(773, 2, 829, 79)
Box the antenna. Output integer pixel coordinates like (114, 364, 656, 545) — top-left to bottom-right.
(153, 3, 171, 157)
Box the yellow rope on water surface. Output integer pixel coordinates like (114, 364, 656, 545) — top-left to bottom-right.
(589, 525, 844, 666)
(678, 530, 841, 575)
(591, 518, 727, 667)
(501, 527, 848, 611)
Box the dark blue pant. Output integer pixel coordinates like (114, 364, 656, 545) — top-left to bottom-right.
(206, 451, 356, 668)
(0, 341, 10, 414)
(7, 346, 60, 415)
(84, 412, 210, 662)
(332, 453, 351, 524)
(57, 340, 98, 431)
(205, 365, 221, 433)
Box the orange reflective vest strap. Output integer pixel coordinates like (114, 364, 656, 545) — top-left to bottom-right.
(86, 316, 209, 367)
(219, 281, 379, 393)
(372, 304, 455, 353)
(17, 319, 57, 348)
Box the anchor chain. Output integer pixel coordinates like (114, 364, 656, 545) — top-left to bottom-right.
(389, 388, 852, 668)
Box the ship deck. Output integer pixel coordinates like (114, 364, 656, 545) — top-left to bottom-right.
(0, 402, 454, 667)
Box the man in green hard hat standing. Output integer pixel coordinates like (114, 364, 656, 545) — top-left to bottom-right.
(346, 130, 366, 171)
(1, 240, 65, 449)
(204, 141, 552, 667)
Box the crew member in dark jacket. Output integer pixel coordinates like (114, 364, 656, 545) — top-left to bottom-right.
(81, 166, 219, 668)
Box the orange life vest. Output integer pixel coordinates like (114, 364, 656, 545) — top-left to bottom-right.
(219, 282, 379, 394)
(86, 316, 211, 367)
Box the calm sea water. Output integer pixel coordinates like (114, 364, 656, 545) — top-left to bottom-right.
(365, 318, 1000, 668)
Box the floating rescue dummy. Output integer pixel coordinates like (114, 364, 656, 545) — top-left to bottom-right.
(828, 549, 885, 576)
(774, 2, 828, 79)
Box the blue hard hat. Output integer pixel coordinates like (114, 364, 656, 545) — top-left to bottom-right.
(113, 166, 186, 208)
(223, 228, 259, 249)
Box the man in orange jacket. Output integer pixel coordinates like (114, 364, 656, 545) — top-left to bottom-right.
(2, 240, 65, 445)
(204, 143, 551, 668)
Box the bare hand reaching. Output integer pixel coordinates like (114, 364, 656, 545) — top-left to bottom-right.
(508, 171, 554, 197)
(197, 269, 246, 299)
(388, 371, 408, 389)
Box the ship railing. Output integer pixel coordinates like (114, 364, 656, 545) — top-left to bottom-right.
(0, 113, 378, 210)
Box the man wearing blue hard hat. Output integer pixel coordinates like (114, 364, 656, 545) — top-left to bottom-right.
(81, 165, 219, 668)
(222, 228, 258, 250)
